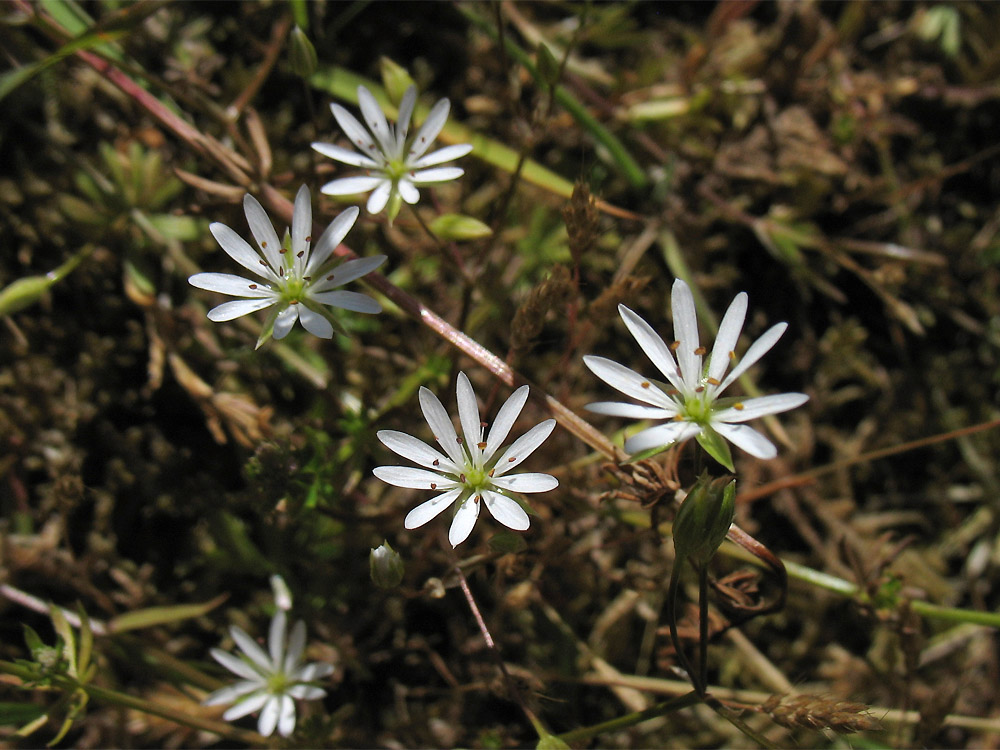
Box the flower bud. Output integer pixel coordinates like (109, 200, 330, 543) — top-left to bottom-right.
(270, 574, 293, 611)
(288, 26, 317, 79)
(370, 541, 404, 589)
(672, 473, 736, 567)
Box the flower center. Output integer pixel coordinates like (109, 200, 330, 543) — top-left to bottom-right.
(266, 671, 290, 696)
(385, 158, 409, 183)
(463, 466, 490, 492)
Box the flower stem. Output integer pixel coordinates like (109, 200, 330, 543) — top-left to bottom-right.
(556, 691, 702, 744)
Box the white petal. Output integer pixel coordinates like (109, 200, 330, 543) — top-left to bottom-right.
(204, 680, 262, 706)
(411, 143, 473, 168)
(320, 175, 384, 196)
(583, 355, 674, 408)
(243, 194, 284, 275)
(291, 185, 311, 262)
(273, 305, 299, 339)
(310, 254, 385, 292)
(296, 662, 334, 681)
(373, 465, 456, 490)
(456, 373, 483, 466)
(713, 392, 809, 423)
(277, 695, 297, 738)
(311, 141, 379, 168)
(717, 323, 788, 393)
(409, 167, 464, 184)
(448, 495, 480, 547)
(366, 181, 392, 214)
(585, 401, 676, 420)
(708, 292, 747, 385)
(306, 207, 361, 276)
(207, 297, 276, 322)
(190, 272, 273, 298)
(288, 684, 326, 700)
(257, 696, 281, 737)
(397, 178, 420, 205)
(491, 419, 555, 476)
(309, 290, 381, 313)
(671, 278, 702, 391)
(624, 421, 702, 455)
(489, 473, 558, 493)
(408, 97, 450, 160)
(268, 610, 287, 667)
(230, 626, 272, 672)
(209, 222, 275, 280)
(484, 385, 529, 463)
(618, 305, 685, 392)
(330, 102, 380, 159)
(712, 422, 777, 459)
(297, 306, 334, 338)
(419, 386, 465, 466)
(222, 691, 269, 721)
(358, 85, 395, 155)
(377, 429, 456, 471)
(283, 620, 307, 673)
(395, 86, 417, 149)
(404, 488, 463, 529)
(211, 648, 264, 682)
(482, 490, 529, 531)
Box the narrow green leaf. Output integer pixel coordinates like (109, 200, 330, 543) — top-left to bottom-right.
(106, 594, 227, 633)
(429, 213, 493, 241)
(695, 428, 734, 472)
(0, 703, 46, 727)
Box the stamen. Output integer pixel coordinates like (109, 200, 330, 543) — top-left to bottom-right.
(305, 235, 311, 242)
(261, 241, 268, 248)
(296, 251, 305, 258)
(734, 402, 745, 411)
(259, 260, 267, 266)
(669, 341, 680, 351)
(480, 421, 488, 428)
(477, 442, 487, 449)
(460, 474, 466, 483)
(279, 248, 288, 254)
(327, 274, 335, 281)
(474, 495, 480, 504)
(695, 386, 704, 393)
(729, 350, 737, 360)
(249, 284, 258, 289)
(694, 346, 707, 355)
(667, 389, 680, 396)
(430, 483, 437, 490)
(488, 469, 495, 477)
(707, 377, 720, 385)
(289, 300, 299, 305)
(673, 414, 685, 421)
(641, 381, 651, 389)
(432, 459, 440, 466)
(508, 457, 516, 462)
(456, 437, 464, 445)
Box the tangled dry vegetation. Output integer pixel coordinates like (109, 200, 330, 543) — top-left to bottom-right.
(2, 2, 1000, 747)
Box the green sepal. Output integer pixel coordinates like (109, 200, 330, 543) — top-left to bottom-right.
(379, 57, 416, 106)
(625, 441, 674, 464)
(308, 301, 350, 339)
(385, 191, 403, 225)
(536, 732, 571, 750)
(696, 427, 735, 472)
(255, 307, 279, 349)
(428, 213, 493, 241)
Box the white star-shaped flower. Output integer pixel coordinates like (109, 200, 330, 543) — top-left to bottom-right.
(188, 185, 386, 347)
(312, 85, 473, 222)
(583, 279, 809, 469)
(204, 610, 333, 738)
(374, 372, 558, 548)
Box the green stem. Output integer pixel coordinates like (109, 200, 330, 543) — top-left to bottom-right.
(698, 564, 709, 693)
(666, 561, 701, 694)
(556, 691, 702, 744)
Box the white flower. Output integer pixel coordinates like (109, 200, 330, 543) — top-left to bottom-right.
(204, 610, 333, 738)
(312, 85, 473, 221)
(583, 279, 808, 469)
(188, 185, 386, 346)
(373, 372, 558, 548)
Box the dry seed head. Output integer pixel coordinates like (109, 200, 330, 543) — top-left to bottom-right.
(761, 694, 880, 734)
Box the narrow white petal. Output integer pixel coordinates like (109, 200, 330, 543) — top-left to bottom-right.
(484, 385, 529, 463)
(311, 141, 379, 168)
(272, 305, 299, 340)
(404, 488, 463, 529)
(585, 401, 676, 420)
(309, 254, 385, 292)
(707, 292, 747, 384)
(257, 696, 281, 737)
(624, 421, 702, 455)
(320, 175, 384, 196)
(373, 465, 456, 490)
(296, 663, 334, 681)
(419, 386, 465, 466)
(717, 322, 788, 393)
(671, 278, 702, 391)
(411, 143, 473, 168)
(490, 473, 558, 493)
(230, 626, 272, 672)
(366, 181, 392, 214)
(209, 222, 275, 280)
(713, 422, 777, 459)
(448, 495, 480, 547)
(330, 103, 380, 159)
(309, 290, 381, 314)
(408, 97, 450, 160)
(306, 207, 360, 276)
(396, 86, 417, 148)
(618, 305, 685, 392)
(583, 355, 674, 408)
(409, 166, 464, 184)
(397, 178, 420, 205)
(713, 392, 809, 423)
(222, 691, 269, 721)
(291, 185, 311, 262)
(456, 373, 483, 466)
(211, 648, 264, 682)
(288, 685, 326, 700)
(482, 490, 529, 531)
(277, 695, 297, 738)
(207, 297, 275, 322)
(377, 429, 456, 471)
(268, 610, 287, 667)
(243, 194, 284, 274)
(283, 620, 307, 673)
(204, 680, 262, 706)
(358, 85, 395, 155)
(298, 305, 334, 338)
(491, 419, 555, 476)
(189, 272, 274, 298)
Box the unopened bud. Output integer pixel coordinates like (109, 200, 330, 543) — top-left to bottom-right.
(379, 57, 416, 106)
(370, 541, 404, 588)
(288, 26, 318, 79)
(270, 574, 293, 611)
(672, 473, 736, 567)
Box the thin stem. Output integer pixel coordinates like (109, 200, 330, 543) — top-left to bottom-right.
(698, 564, 709, 694)
(666, 562, 701, 695)
(556, 691, 702, 744)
